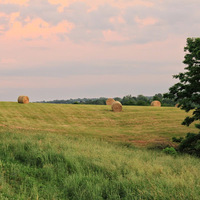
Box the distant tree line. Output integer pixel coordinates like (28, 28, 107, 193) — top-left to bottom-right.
(37, 93, 175, 107)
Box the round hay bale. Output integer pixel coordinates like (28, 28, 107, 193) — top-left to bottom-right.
(151, 100, 161, 107)
(18, 96, 29, 104)
(112, 101, 122, 112)
(106, 98, 115, 105)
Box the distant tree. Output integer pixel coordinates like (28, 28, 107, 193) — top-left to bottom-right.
(137, 100, 147, 106)
(122, 95, 136, 105)
(153, 93, 163, 103)
(164, 37, 200, 156)
(95, 98, 106, 105)
(136, 95, 149, 106)
(38, 94, 176, 107)
(114, 97, 122, 102)
(162, 98, 175, 107)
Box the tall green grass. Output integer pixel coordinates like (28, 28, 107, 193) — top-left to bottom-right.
(0, 131, 200, 199)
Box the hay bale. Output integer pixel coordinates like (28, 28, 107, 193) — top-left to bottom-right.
(106, 98, 115, 105)
(151, 100, 161, 107)
(18, 96, 29, 104)
(112, 101, 122, 112)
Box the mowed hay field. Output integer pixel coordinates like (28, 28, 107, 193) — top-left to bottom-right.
(0, 102, 198, 146)
(0, 102, 200, 199)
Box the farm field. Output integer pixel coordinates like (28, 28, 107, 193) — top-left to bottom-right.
(0, 102, 200, 199)
(0, 102, 198, 146)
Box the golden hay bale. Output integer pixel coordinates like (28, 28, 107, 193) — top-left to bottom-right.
(112, 101, 122, 112)
(106, 98, 115, 105)
(151, 100, 161, 107)
(18, 96, 29, 104)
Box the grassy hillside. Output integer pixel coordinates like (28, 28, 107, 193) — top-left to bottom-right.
(0, 102, 197, 146)
(0, 102, 200, 199)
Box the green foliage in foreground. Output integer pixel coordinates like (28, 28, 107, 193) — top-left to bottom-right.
(162, 147, 177, 156)
(0, 131, 200, 200)
(178, 133, 200, 156)
(165, 37, 200, 128)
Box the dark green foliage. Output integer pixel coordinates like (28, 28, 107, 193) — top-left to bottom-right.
(153, 93, 163, 103)
(122, 95, 137, 105)
(164, 38, 200, 127)
(136, 95, 150, 106)
(163, 147, 177, 156)
(179, 133, 200, 157)
(164, 37, 200, 155)
(137, 100, 148, 106)
(162, 98, 176, 107)
(172, 136, 184, 143)
(153, 93, 176, 107)
(114, 97, 122, 102)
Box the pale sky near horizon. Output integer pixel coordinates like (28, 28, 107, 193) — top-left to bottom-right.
(0, 0, 200, 101)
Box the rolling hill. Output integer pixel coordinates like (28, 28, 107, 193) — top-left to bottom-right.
(0, 102, 199, 199)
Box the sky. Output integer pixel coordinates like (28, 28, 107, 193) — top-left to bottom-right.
(0, 0, 200, 101)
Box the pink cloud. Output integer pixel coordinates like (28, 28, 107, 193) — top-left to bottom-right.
(135, 16, 158, 26)
(103, 30, 129, 42)
(0, 0, 27, 5)
(5, 18, 74, 40)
